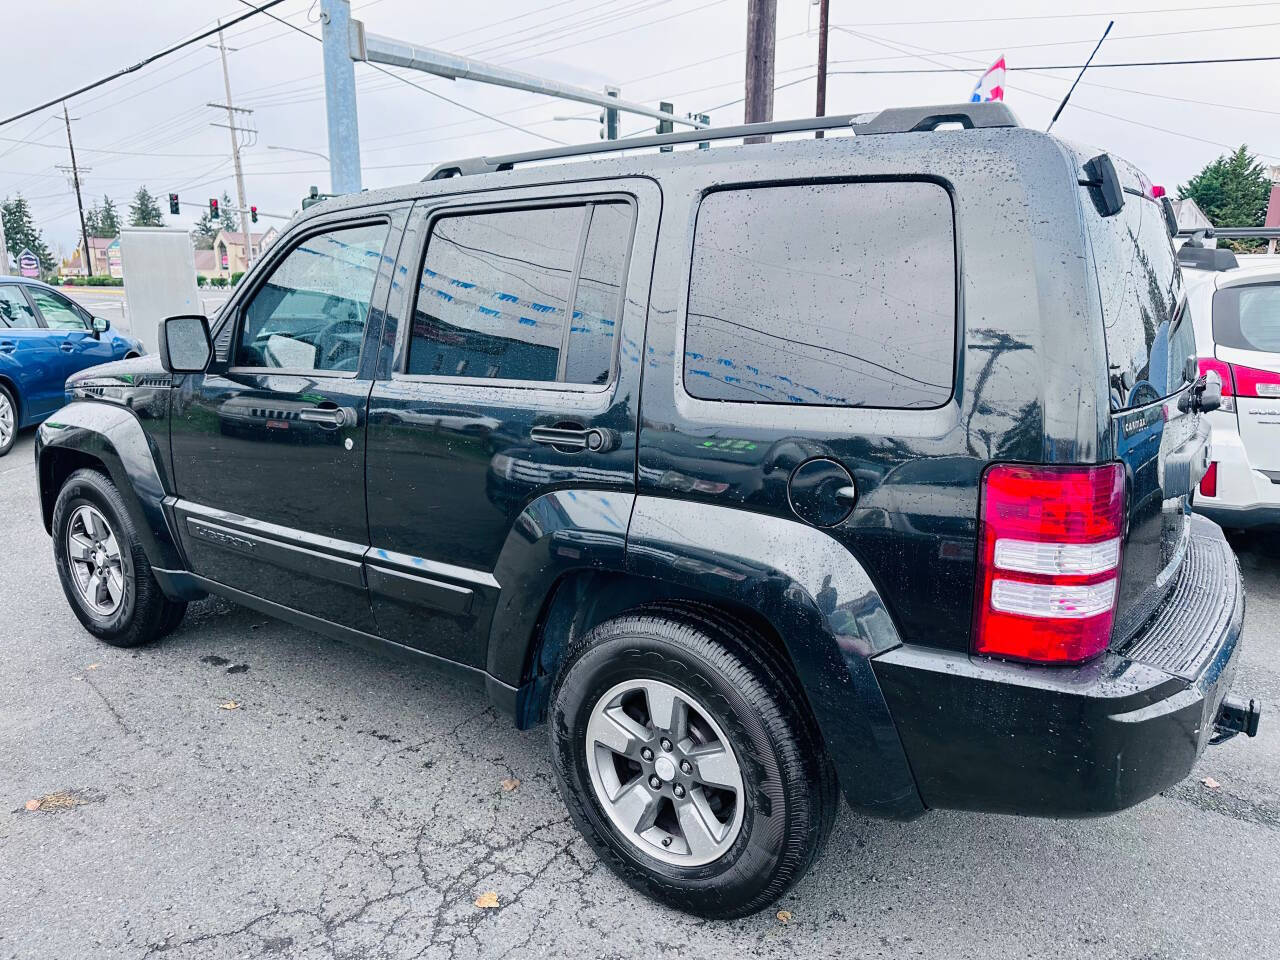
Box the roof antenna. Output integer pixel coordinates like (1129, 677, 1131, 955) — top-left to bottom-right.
(1046, 20, 1114, 132)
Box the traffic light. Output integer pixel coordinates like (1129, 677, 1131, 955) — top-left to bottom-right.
(250, 205, 258, 224)
(209, 197, 219, 217)
(657, 101, 674, 153)
(168, 193, 180, 215)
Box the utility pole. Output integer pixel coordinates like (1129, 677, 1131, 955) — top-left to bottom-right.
(212, 22, 254, 270)
(63, 103, 94, 277)
(744, 0, 777, 143)
(0, 205, 10, 275)
(322, 0, 362, 194)
(815, 0, 830, 138)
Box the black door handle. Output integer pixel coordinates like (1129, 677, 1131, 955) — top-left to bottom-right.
(530, 425, 590, 451)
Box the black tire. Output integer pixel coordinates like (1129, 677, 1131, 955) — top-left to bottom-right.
(51, 468, 187, 648)
(0, 382, 16, 458)
(549, 602, 838, 918)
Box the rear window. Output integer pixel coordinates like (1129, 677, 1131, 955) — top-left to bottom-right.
(682, 181, 956, 408)
(1083, 193, 1192, 408)
(1213, 282, 1280, 353)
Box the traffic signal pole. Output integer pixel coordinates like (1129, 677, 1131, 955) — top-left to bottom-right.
(321, 0, 362, 194)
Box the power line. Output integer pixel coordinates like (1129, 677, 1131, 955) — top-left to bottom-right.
(0, 0, 290, 128)
(829, 1, 1280, 27)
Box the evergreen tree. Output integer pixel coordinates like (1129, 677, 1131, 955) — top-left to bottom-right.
(98, 195, 121, 237)
(191, 192, 239, 249)
(2, 194, 55, 271)
(84, 202, 101, 238)
(128, 186, 165, 227)
(1178, 146, 1271, 252)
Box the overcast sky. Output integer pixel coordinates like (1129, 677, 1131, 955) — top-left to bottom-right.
(2, 0, 1278, 255)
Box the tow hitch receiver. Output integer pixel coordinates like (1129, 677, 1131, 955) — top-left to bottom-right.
(1212, 696, 1262, 742)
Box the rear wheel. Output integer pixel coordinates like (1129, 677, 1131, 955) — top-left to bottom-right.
(52, 468, 186, 647)
(549, 604, 837, 918)
(0, 383, 16, 457)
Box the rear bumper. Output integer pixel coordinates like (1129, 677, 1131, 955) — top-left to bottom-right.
(1194, 425, 1280, 529)
(872, 516, 1248, 817)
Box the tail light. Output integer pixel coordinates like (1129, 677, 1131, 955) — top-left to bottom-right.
(1200, 461, 1219, 498)
(1198, 357, 1235, 411)
(1231, 363, 1280, 398)
(973, 463, 1125, 665)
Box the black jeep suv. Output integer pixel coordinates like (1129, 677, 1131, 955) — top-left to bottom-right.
(36, 104, 1259, 918)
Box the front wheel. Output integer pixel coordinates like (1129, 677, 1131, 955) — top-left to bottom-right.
(549, 604, 838, 918)
(0, 383, 16, 457)
(51, 468, 186, 647)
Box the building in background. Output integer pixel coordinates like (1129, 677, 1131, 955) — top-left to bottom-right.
(212, 227, 278, 278)
(62, 236, 123, 278)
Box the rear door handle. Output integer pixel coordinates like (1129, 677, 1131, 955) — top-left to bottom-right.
(530, 425, 590, 451)
(60, 341, 76, 352)
(0, 341, 15, 354)
(298, 406, 348, 427)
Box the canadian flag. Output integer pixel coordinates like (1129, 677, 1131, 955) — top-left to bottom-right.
(970, 57, 1006, 102)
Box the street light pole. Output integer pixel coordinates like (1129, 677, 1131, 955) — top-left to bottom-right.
(267, 145, 331, 163)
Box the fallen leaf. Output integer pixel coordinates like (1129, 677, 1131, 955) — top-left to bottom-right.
(500, 778, 520, 792)
(219, 701, 240, 711)
(24, 790, 92, 813)
(474, 891, 499, 909)
(86, 664, 99, 671)
(776, 910, 793, 924)
(1202, 776, 1220, 790)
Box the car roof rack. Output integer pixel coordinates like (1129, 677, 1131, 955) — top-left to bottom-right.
(424, 101, 1018, 180)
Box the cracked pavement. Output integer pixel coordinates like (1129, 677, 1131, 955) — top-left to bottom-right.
(2, 428, 1278, 959)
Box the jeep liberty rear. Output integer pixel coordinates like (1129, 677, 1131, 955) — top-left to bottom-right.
(36, 103, 1257, 919)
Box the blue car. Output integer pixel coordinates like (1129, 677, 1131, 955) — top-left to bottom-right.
(0, 276, 144, 456)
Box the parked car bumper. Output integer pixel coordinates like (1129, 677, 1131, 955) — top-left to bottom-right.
(1194, 425, 1280, 529)
(871, 515, 1250, 818)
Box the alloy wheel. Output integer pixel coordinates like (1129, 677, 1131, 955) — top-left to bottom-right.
(66, 505, 125, 616)
(585, 678, 745, 866)
(0, 391, 12, 448)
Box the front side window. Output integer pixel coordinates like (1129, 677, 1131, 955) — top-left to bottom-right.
(407, 200, 633, 385)
(1214, 282, 1280, 353)
(28, 287, 88, 330)
(235, 221, 388, 372)
(0, 287, 38, 328)
(683, 181, 956, 408)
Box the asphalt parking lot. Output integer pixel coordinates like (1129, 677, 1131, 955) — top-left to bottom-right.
(1, 426, 1277, 960)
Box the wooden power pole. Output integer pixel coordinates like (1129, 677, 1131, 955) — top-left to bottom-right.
(744, 0, 777, 143)
(63, 104, 94, 277)
(815, 0, 830, 137)
(211, 23, 254, 270)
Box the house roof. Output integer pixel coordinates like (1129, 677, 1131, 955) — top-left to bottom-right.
(215, 228, 275, 248)
(193, 249, 217, 270)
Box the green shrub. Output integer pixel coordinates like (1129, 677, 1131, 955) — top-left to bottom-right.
(230, 271, 245, 286)
(210, 276, 228, 288)
(196, 275, 208, 287)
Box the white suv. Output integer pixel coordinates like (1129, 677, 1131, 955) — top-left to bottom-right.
(1184, 256, 1280, 528)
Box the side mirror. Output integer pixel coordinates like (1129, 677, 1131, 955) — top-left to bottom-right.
(159, 314, 213, 374)
(91, 315, 110, 335)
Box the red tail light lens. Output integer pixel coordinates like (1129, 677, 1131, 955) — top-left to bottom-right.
(1231, 363, 1280, 398)
(1200, 461, 1219, 498)
(973, 463, 1125, 665)
(1197, 357, 1235, 396)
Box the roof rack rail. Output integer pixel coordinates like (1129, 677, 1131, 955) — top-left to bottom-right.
(424, 101, 1018, 180)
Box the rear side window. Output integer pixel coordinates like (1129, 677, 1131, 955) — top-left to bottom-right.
(0, 287, 38, 328)
(683, 181, 956, 408)
(1083, 194, 1191, 408)
(1213, 283, 1280, 353)
(407, 200, 633, 385)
